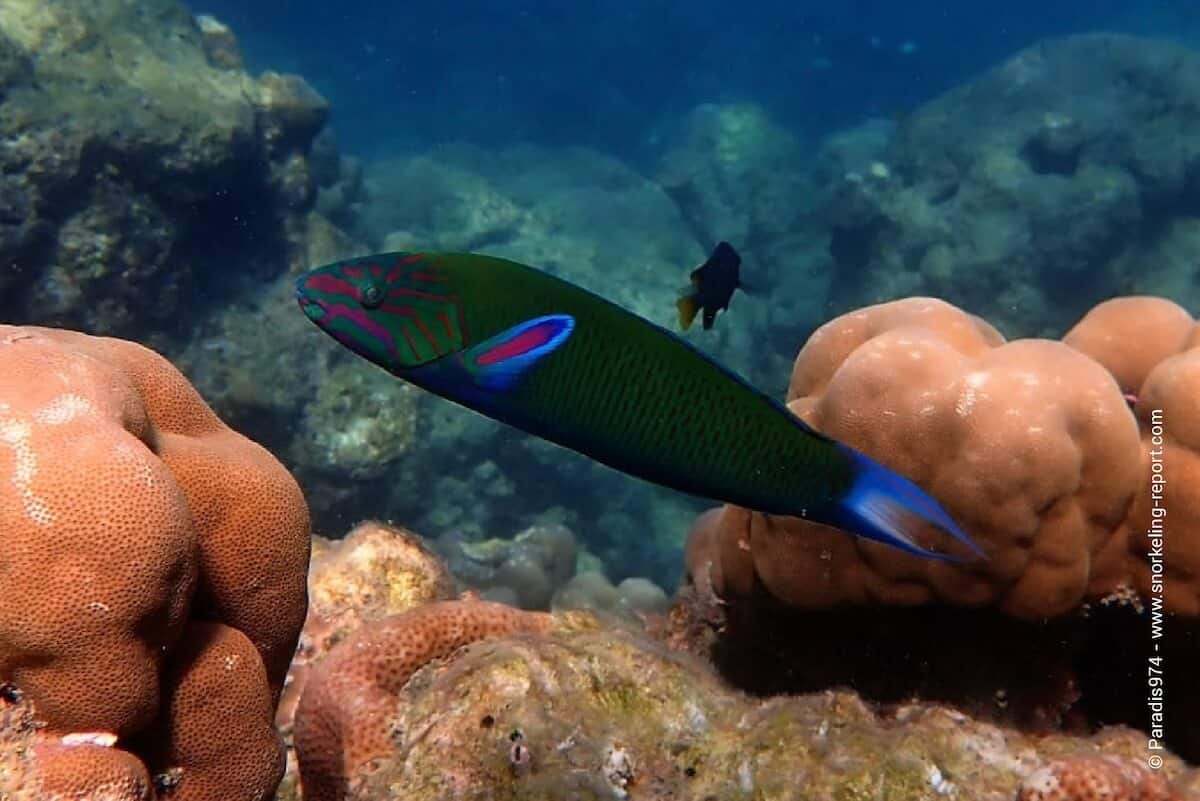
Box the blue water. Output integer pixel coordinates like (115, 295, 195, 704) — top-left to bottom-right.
(201, 0, 1195, 160)
(176, 0, 1200, 592)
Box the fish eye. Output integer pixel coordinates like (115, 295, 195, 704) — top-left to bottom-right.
(360, 284, 384, 308)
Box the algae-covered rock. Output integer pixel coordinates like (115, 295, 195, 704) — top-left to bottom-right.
(364, 143, 706, 340)
(657, 103, 813, 250)
(293, 362, 421, 481)
(0, 0, 331, 336)
(435, 524, 579, 610)
(338, 624, 1198, 800)
(275, 521, 456, 800)
(824, 33, 1200, 336)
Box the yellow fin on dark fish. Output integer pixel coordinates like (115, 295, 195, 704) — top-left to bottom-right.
(676, 295, 699, 330)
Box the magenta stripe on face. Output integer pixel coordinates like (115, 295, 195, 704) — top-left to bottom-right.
(323, 303, 398, 360)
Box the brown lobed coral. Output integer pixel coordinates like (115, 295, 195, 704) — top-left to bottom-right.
(681, 296, 1200, 759)
(0, 325, 311, 800)
(1065, 297, 1200, 617)
(689, 295, 1199, 617)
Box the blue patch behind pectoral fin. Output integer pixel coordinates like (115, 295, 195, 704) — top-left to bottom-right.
(461, 314, 576, 391)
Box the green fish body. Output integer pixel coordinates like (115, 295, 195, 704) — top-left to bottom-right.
(296, 251, 983, 560)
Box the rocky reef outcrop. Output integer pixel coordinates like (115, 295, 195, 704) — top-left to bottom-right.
(821, 34, 1200, 336)
(0, 0, 348, 338)
(292, 598, 1198, 801)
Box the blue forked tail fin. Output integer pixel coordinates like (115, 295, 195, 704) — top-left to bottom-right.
(825, 446, 987, 562)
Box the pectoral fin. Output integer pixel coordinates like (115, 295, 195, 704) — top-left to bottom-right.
(461, 314, 576, 391)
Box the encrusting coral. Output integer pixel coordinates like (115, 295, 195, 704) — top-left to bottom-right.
(1017, 755, 1183, 801)
(293, 600, 555, 801)
(290, 602, 1198, 801)
(0, 325, 311, 800)
(275, 520, 455, 796)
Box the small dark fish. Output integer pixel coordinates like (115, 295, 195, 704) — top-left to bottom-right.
(677, 241, 748, 331)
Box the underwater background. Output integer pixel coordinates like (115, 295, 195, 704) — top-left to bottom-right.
(195, 0, 1200, 591)
(198, 0, 1199, 160)
(4, 2, 1200, 795)
(4, 0, 1200, 592)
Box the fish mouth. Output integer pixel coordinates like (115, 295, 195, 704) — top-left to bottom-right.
(295, 277, 326, 322)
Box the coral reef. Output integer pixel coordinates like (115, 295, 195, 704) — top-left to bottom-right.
(1018, 755, 1183, 801)
(1065, 297, 1200, 619)
(276, 520, 455, 799)
(552, 571, 671, 621)
(0, 0, 344, 338)
(821, 34, 1200, 335)
(656, 102, 838, 360)
(293, 600, 555, 801)
(682, 296, 1200, 760)
(749, 296, 1145, 616)
(1063, 297, 1199, 396)
(279, 520, 455, 733)
(434, 524, 579, 609)
(688, 294, 1200, 614)
(1, 691, 158, 801)
(292, 603, 1198, 801)
(0, 325, 310, 800)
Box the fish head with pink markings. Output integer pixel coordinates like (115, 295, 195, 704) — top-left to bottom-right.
(296, 252, 470, 372)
